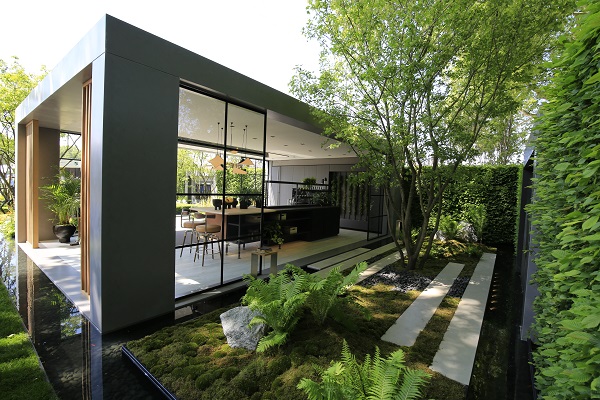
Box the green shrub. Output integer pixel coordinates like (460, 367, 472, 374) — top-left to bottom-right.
(526, 1, 600, 398)
(0, 212, 15, 238)
(305, 262, 368, 325)
(465, 204, 486, 242)
(242, 265, 310, 352)
(408, 165, 519, 244)
(438, 215, 459, 241)
(297, 340, 430, 400)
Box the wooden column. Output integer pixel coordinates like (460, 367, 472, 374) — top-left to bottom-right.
(25, 120, 39, 248)
(81, 80, 92, 294)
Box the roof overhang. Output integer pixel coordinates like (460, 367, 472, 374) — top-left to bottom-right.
(16, 15, 355, 162)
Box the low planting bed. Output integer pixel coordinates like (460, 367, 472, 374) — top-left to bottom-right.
(126, 242, 496, 400)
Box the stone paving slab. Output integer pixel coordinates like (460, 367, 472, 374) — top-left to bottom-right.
(381, 262, 464, 347)
(307, 247, 370, 271)
(355, 250, 404, 283)
(430, 252, 496, 386)
(315, 242, 398, 278)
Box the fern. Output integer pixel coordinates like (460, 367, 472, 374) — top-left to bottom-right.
(439, 215, 459, 241)
(297, 340, 430, 400)
(306, 262, 368, 325)
(395, 369, 431, 400)
(242, 265, 310, 352)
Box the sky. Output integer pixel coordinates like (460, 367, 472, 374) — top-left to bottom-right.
(2, 0, 321, 95)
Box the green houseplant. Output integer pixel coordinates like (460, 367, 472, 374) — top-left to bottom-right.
(263, 221, 283, 248)
(40, 169, 81, 243)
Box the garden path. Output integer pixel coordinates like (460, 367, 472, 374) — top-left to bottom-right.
(380, 262, 465, 347)
(317, 245, 496, 387)
(430, 252, 496, 385)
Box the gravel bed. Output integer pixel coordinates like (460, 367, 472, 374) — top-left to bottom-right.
(359, 265, 470, 298)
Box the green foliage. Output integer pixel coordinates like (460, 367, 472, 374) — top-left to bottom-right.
(302, 177, 317, 187)
(305, 262, 368, 325)
(242, 265, 310, 352)
(0, 58, 46, 210)
(127, 247, 489, 399)
(466, 204, 487, 242)
(176, 148, 216, 195)
(0, 212, 15, 238)
(242, 263, 370, 351)
(292, 0, 573, 270)
(426, 240, 483, 260)
(440, 165, 519, 244)
(39, 169, 81, 225)
(526, 1, 600, 398)
(263, 222, 284, 246)
(0, 277, 58, 399)
(438, 216, 459, 241)
(297, 340, 430, 400)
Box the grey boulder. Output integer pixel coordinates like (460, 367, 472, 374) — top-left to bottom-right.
(220, 306, 266, 351)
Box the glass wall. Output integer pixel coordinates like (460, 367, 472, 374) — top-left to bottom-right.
(175, 87, 266, 298)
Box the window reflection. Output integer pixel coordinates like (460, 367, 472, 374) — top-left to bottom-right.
(176, 87, 267, 297)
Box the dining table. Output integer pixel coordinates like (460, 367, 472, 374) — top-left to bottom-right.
(190, 206, 278, 258)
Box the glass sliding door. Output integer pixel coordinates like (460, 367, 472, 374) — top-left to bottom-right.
(175, 87, 266, 298)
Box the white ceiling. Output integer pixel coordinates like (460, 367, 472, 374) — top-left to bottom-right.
(21, 70, 355, 162)
(264, 118, 354, 161)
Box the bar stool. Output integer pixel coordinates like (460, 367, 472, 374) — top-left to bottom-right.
(194, 223, 222, 266)
(179, 210, 205, 257)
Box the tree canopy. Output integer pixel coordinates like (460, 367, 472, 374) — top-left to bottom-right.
(0, 57, 46, 210)
(292, 0, 575, 269)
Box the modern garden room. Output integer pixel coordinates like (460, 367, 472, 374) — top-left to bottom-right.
(14, 14, 388, 333)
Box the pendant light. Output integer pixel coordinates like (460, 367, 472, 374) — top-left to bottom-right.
(239, 125, 254, 167)
(209, 122, 224, 168)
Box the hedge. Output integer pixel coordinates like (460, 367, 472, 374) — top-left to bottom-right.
(526, 1, 600, 398)
(441, 165, 519, 245)
(402, 165, 519, 246)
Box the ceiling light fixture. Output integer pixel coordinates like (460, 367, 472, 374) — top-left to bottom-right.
(209, 122, 224, 168)
(239, 125, 254, 168)
(228, 122, 238, 154)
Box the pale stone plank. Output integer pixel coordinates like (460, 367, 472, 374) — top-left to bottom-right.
(381, 262, 464, 347)
(430, 253, 496, 386)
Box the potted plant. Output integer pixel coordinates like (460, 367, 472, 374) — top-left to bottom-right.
(239, 187, 260, 209)
(40, 170, 81, 243)
(301, 177, 317, 189)
(263, 222, 283, 249)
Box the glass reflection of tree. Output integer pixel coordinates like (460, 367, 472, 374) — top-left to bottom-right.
(49, 290, 82, 339)
(177, 90, 201, 138)
(215, 159, 263, 195)
(0, 236, 17, 301)
(177, 149, 217, 204)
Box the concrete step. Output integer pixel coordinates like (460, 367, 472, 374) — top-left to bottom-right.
(307, 247, 371, 270)
(314, 242, 398, 278)
(381, 262, 464, 347)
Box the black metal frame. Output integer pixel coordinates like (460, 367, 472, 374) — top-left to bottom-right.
(176, 84, 268, 296)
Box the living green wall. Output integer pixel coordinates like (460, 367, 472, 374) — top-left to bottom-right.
(441, 165, 519, 245)
(526, 1, 600, 398)
(401, 165, 519, 245)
